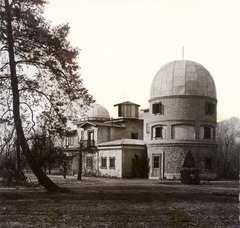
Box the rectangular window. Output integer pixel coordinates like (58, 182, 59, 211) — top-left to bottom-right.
(131, 133, 138, 139)
(152, 102, 164, 115)
(155, 127, 163, 138)
(205, 101, 215, 115)
(86, 157, 92, 168)
(153, 156, 160, 168)
(109, 157, 115, 169)
(204, 126, 211, 139)
(118, 105, 123, 117)
(101, 157, 107, 168)
(205, 157, 212, 170)
(87, 131, 94, 147)
(152, 125, 163, 139)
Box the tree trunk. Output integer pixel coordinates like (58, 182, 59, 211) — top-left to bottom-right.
(77, 143, 82, 180)
(5, 0, 61, 192)
(48, 164, 51, 174)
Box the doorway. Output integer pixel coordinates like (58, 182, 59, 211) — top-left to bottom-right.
(152, 154, 161, 177)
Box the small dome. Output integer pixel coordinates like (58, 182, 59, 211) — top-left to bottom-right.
(150, 60, 216, 100)
(86, 103, 110, 119)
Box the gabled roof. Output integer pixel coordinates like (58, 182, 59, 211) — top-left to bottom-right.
(78, 121, 97, 128)
(98, 139, 146, 147)
(78, 121, 125, 129)
(113, 101, 140, 107)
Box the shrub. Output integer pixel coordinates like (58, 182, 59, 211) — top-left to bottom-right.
(181, 150, 200, 184)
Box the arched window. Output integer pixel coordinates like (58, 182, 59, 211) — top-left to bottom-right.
(200, 125, 215, 140)
(152, 125, 166, 139)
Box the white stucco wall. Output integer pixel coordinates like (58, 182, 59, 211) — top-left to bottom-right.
(98, 147, 122, 178)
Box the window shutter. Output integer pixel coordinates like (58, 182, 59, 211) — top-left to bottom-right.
(160, 126, 163, 138)
(211, 103, 215, 114)
(161, 103, 164, 115)
(152, 103, 156, 114)
(205, 101, 208, 114)
(152, 126, 156, 139)
(146, 123, 150, 133)
(118, 105, 122, 117)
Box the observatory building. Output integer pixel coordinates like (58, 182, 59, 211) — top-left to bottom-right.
(142, 60, 217, 179)
(63, 59, 218, 180)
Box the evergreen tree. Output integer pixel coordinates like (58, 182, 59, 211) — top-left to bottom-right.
(183, 150, 195, 168)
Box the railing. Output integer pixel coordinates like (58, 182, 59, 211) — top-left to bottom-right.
(81, 140, 97, 152)
(73, 117, 110, 122)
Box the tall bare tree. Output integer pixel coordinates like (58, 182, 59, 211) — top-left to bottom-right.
(216, 117, 240, 179)
(0, 0, 94, 191)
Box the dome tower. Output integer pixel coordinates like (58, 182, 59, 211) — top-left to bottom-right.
(85, 103, 110, 120)
(143, 60, 218, 180)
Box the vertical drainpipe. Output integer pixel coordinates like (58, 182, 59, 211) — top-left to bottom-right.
(163, 151, 165, 179)
(121, 146, 123, 178)
(97, 148, 99, 177)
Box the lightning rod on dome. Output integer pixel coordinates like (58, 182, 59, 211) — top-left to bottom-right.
(182, 46, 184, 60)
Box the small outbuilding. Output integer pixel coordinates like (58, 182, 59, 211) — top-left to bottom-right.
(98, 139, 148, 178)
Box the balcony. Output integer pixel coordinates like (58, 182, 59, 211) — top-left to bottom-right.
(81, 140, 97, 152)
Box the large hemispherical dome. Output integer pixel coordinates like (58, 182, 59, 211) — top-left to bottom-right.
(86, 103, 110, 119)
(150, 60, 216, 100)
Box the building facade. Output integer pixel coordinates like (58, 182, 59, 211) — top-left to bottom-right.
(63, 59, 218, 180)
(63, 102, 146, 177)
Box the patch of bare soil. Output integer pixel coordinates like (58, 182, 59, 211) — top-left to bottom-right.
(0, 175, 239, 228)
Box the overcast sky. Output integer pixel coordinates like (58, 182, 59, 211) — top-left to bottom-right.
(44, 0, 240, 122)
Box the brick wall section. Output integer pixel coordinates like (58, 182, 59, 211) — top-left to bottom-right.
(147, 143, 217, 179)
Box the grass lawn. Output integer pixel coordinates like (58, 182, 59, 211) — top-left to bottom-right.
(0, 174, 239, 227)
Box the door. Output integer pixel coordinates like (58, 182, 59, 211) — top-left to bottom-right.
(152, 155, 161, 177)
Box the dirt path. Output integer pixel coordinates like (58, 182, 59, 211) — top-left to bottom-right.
(0, 175, 239, 227)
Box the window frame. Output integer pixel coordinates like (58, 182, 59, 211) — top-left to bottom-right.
(153, 155, 160, 168)
(86, 157, 93, 168)
(87, 130, 94, 147)
(101, 157, 107, 169)
(204, 126, 211, 139)
(131, 132, 138, 139)
(152, 102, 164, 115)
(152, 125, 165, 140)
(205, 101, 215, 115)
(109, 157, 115, 169)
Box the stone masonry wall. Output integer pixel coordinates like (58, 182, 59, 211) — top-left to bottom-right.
(147, 143, 217, 180)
